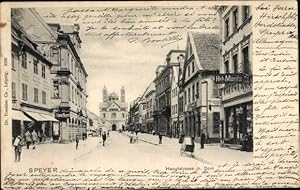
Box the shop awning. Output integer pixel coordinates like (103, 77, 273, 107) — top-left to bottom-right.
(25, 112, 59, 122)
(40, 114, 59, 122)
(12, 110, 32, 121)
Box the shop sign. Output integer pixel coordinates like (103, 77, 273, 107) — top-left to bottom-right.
(215, 73, 249, 84)
(55, 112, 70, 118)
(208, 99, 220, 106)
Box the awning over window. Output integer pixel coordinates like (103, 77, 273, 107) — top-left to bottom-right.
(25, 112, 59, 122)
(40, 114, 59, 122)
(12, 110, 32, 121)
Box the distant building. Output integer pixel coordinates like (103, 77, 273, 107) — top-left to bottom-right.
(218, 6, 253, 147)
(144, 82, 156, 133)
(99, 86, 128, 131)
(153, 63, 171, 136)
(167, 50, 186, 138)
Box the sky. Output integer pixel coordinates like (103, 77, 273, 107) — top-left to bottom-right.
(35, 5, 218, 115)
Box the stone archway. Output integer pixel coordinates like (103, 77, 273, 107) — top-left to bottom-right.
(112, 124, 117, 131)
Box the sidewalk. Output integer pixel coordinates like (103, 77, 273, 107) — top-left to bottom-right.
(123, 131, 253, 165)
(14, 136, 103, 167)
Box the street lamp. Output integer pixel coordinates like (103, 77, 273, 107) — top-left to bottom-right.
(177, 54, 185, 136)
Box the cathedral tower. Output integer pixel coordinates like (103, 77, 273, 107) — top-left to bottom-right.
(121, 86, 125, 102)
(103, 86, 108, 102)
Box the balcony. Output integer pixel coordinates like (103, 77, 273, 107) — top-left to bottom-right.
(57, 67, 71, 75)
(220, 75, 252, 102)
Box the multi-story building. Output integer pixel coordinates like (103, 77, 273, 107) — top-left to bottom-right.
(11, 8, 89, 143)
(182, 32, 221, 142)
(127, 97, 140, 131)
(167, 50, 186, 138)
(153, 63, 171, 136)
(218, 6, 253, 147)
(145, 82, 156, 133)
(87, 110, 100, 134)
(11, 9, 59, 142)
(138, 81, 156, 133)
(48, 23, 88, 142)
(99, 86, 128, 131)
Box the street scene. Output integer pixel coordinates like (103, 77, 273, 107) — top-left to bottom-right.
(10, 5, 253, 167)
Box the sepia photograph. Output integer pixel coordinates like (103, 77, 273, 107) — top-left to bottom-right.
(1, 1, 299, 189)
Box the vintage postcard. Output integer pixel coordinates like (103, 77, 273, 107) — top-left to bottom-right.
(0, 1, 299, 189)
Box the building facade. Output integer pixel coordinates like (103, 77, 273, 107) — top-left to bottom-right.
(182, 32, 221, 142)
(167, 50, 186, 138)
(144, 82, 156, 133)
(48, 23, 88, 142)
(99, 86, 128, 131)
(153, 65, 171, 136)
(11, 9, 59, 143)
(218, 6, 253, 146)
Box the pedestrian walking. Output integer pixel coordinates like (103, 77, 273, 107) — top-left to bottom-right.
(102, 132, 107, 146)
(158, 132, 163, 144)
(200, 132, 206, 149)
(37, 130, 42, 143)
(31, 130, 38, 150)
(75, 135, 79, 149)
(24, 130, 32, 149)
(179, 133, 185, 155)
(13, 135, 23, 162)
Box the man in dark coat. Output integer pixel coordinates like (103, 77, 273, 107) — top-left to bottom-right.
(75, 135, 79, 149)
(200, 132, 206, 149)
(102, 132, 107, 146)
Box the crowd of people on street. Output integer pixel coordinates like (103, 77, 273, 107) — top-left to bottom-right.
(13, 130, 40, 162)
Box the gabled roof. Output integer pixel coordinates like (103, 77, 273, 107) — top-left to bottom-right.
(107, 101, 121, 110)
(189, 32, 221, 71)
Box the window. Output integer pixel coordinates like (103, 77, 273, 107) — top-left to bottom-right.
(111, 113, 116, 118)
(196, 82, 199, 99)
(42, 91, 46, 104)
(103, 113, 106, 118)
(53, 81, 60, 98)
(189, 43, 192, 57)
(188, 65, 190, 77)
(184, 91, 187, 104)
(224, 60, 229, 73)
(192, 61, 195, 73)
(52, 48, 59, 65)
(122, 113, 125, 118)
(12, 82, 16, 99)
(22, 83, 27, 101)
(12, 53, 16, 70)
(188, 87, 190, 103)
(233, 8, 238, 31)
(224, 18, 229, 38)
(72, 86, 74, 103)
(213, 112, 220, 134)
(33, 59, 38, 74)
(233, 54, 238, 73)
(242, 6, 250, 21)
(192, 84, 195, 101)
(42, 65, 46, 78)
(21, 52, 27, 69)
(213, 83, 219, 98)
(242, 46, 249, 74)
(34, 88, 39, 103)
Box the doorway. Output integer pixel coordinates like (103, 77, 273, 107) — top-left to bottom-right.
(112, 124, 117, 131)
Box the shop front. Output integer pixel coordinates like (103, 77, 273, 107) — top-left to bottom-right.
(223, 102, 253, 144)
(12, 109, 33, 142)
(24, 111, 60, 143)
